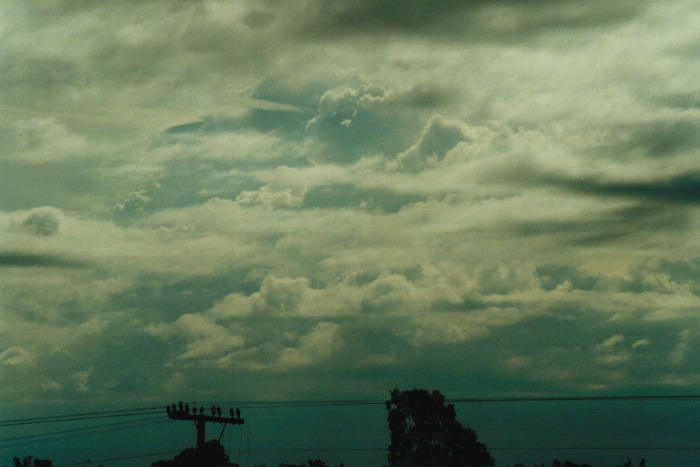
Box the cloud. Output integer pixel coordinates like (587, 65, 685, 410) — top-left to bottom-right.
(3, 1, 700, 446)
(0, 252, 89, 269)
(596, 335, 626, 351)
(21, 208, 61, 236)
(392, 114, 474, 172)
(299, 0, 645, 41)
(301, 184, 423, 212)
(669, 329, 691, 366)
(161, 371, 186, 393)
(631, 339, 651, 349)
(236, 187, 303, 210)
(71, 367, 94, 393)
(112, 190, 152, 221)
(278, 322, 341, 367)
(0, 118, 89, 163)
(550, 172, 700, 205)
(306, 83, 421, 163)
(0, 346, 33, 367)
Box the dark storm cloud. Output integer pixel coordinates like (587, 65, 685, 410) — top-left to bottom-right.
(629, 120, 700, 157)
(299, 0, 645, 41)
(0, 252, 89, 269)
(653, 92, 700, 110)
(513, 203, 690, 246)
(554, 173, 700, 205)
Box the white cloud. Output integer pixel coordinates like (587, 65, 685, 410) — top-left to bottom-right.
(278, 322, 341, 367)
(0, 346, 32, 367)
(596, 335, 626, 351)
(236, 187, 303, 209)
(631, 339, 651, 349)
(669, 329, 691, 366)
(0, 118, 89, 163)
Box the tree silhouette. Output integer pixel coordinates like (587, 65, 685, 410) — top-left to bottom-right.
(552, 461, 592, 467)
(151, 439, 234, 467)
(386, 388, 494, 467)
(12, 458, 53, 467)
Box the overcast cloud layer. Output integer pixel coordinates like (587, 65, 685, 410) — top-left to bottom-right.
(2, 0, 700, 464)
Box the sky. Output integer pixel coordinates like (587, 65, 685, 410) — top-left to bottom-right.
(1, 0, 700, 465)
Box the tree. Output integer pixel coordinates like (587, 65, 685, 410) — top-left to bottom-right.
(386, 389, 495, 467)
(306, 461, 330, 467)
(12, 458, 53, 467)
(552, 461, 592, 467)
(151, 439, 234, 466)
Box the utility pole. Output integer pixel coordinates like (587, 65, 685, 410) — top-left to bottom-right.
(166, 401, 244, 451)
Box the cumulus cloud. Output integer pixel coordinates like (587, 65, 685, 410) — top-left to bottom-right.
(112, 190, 152, 221)
(391, 114, 472, 172)
(306, 83, 420, 163)
(236, 187, 303, 209)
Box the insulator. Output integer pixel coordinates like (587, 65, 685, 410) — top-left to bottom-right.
(178, 401, 184, 412)
(230, 408, 234, 418)
(171, 404, 177, 414)
(199, 407, 204, 415)
(166, 405, 172, 417)
(185, 403, 190, 414)
(217, 406, 222, 417)
(236, 408, 240, 418)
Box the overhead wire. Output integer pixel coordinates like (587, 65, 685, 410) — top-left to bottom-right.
(0, 405, 168, 427)
(3, 394, 698, 428)
(3, 396, 699, 466)
(196, 394, 700, 410)
(0, 416, 168, 450)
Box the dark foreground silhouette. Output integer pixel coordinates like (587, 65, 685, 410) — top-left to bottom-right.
(6, 389, 653, 467)
(386, 388, 495, 467)
(151, 440, 236, 467)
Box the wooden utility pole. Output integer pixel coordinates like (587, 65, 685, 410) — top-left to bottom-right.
(166, 401, 244, 451)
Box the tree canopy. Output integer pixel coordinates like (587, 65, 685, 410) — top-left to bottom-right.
(151, 439, 234, 467)
(386, 389, 495, 467)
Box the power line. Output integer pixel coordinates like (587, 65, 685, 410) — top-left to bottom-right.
(3, 394, 698, 427)
(199, 394, 700, 410)
(490, 446, 700, 451)
(0, 416, 168, 450)
(0, 406, 167, 427)
(449, 395, 700, 403)
(5, 396, 697, 467)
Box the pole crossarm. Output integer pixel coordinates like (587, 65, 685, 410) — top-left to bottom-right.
(166, 405, 244, 425)
(166, 401, 244, 450)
